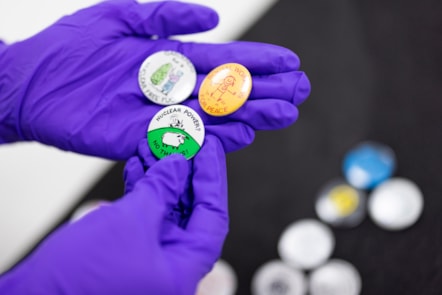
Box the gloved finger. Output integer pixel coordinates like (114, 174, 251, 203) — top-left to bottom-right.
(125, 1, 219, 38)
(174, 122, 254, 212)
(227, 99, 299, 130)
(205, 123, 255, 153)
(192, 71, 311, 106)
(163, 136, 228, 285)
(136, 137, 158, 169)
(185, 99, 299, 131)
(123, 155, 145, 194)
(186, 135, 228, 235)
(249, 72, 311, 106)
(123, 137, 160, 194)
(149, 122, 252, 220)
(180, 41, 300, 74)
(125, 153, 190, 230)
(174, 136, 228, 250)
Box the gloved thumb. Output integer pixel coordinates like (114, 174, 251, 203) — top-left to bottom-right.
(124, 153, 191, 229)
(123, 155, 145, 194)
(123, 138, 159, 194)
(122, 1, 219, 38)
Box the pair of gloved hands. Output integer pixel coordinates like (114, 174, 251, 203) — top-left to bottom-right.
(0, 1, 310, 294)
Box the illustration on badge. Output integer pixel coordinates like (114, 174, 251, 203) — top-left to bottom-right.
(329, 185, 359, 217)
(147, 105, 205, 160)
(139, 51, 196, 105)
(211, 75, 237, 100)
(161, 115, 188, 150)
(150, 63, 184, 96)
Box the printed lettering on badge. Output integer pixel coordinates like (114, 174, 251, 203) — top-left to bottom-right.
(147, 105, 205, 159)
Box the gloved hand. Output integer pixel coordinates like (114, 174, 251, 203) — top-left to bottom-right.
(0, 0, 310, 160)
(0, 135, 228, 295)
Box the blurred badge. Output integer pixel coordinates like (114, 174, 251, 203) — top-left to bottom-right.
(278, 219, 335, 270)
(147, 105, 204, 160)
(196, 260, 237, 295)
(315, 179, 367, 228)
(199, 63, 252, 116)
(139, 51, 196, 105)
(368, 177, 424, 231)
(309, 259, 362, 295)
(251, 260, 307, 295)
(343, 141, 396, 190)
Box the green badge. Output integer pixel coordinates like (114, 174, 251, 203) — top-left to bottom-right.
(147, 105, 205, 159)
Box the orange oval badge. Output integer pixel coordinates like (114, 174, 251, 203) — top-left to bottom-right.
(198, 63, 252, 116)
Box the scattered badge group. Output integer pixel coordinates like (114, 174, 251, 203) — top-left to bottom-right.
(250, 141, 424, 295)
(138, 50, 252, 159)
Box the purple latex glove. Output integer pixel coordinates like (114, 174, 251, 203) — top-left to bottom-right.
(0, 135, 228, 295)
(0, 0, 310, 160)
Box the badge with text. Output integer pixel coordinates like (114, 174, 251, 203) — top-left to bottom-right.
(147, 105, 205, 160)
(198, 63, 252, 116)
(139, 51, 196, 105)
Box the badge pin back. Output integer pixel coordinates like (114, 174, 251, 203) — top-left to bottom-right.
(251, 260, 307, 295)
(198, 63, 252, 116)
(147, 105, 205, 160)
(315, 179, 367, 228)
(138, 51, 196, 105)
(343, 141, 396, 190)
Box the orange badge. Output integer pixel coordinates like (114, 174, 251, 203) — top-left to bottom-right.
(198, 63, 252, 116)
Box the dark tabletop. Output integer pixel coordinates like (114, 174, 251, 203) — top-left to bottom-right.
(223, 0, 442, 294)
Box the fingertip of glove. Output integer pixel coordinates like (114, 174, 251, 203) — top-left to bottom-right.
(293, 72, 311, 106)
(160, 1, 219, 32)
(280, 104, 300, 128)
(196, 5, 219, 30)
(163, 153, 190, 172)
(242, 125, 255, 146)
(271, 45, 300, 72)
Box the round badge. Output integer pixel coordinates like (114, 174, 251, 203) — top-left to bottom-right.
(309, 259, 362, 295)
(251, 260, 307, 295)
(198, 63, 252, 116)
(147, 105, 205, 160)
(278, 219, 335, 270)
(343, 141, 396, 190)
(138, 51, 196, 105)
(196, 260, 237, 295)
(315, 179, 367, 228)
(368, 177, 424, 231)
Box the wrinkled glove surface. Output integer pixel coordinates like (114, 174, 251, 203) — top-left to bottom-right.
(0, 135, 228, 295)
(0, 0, 310, 159)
